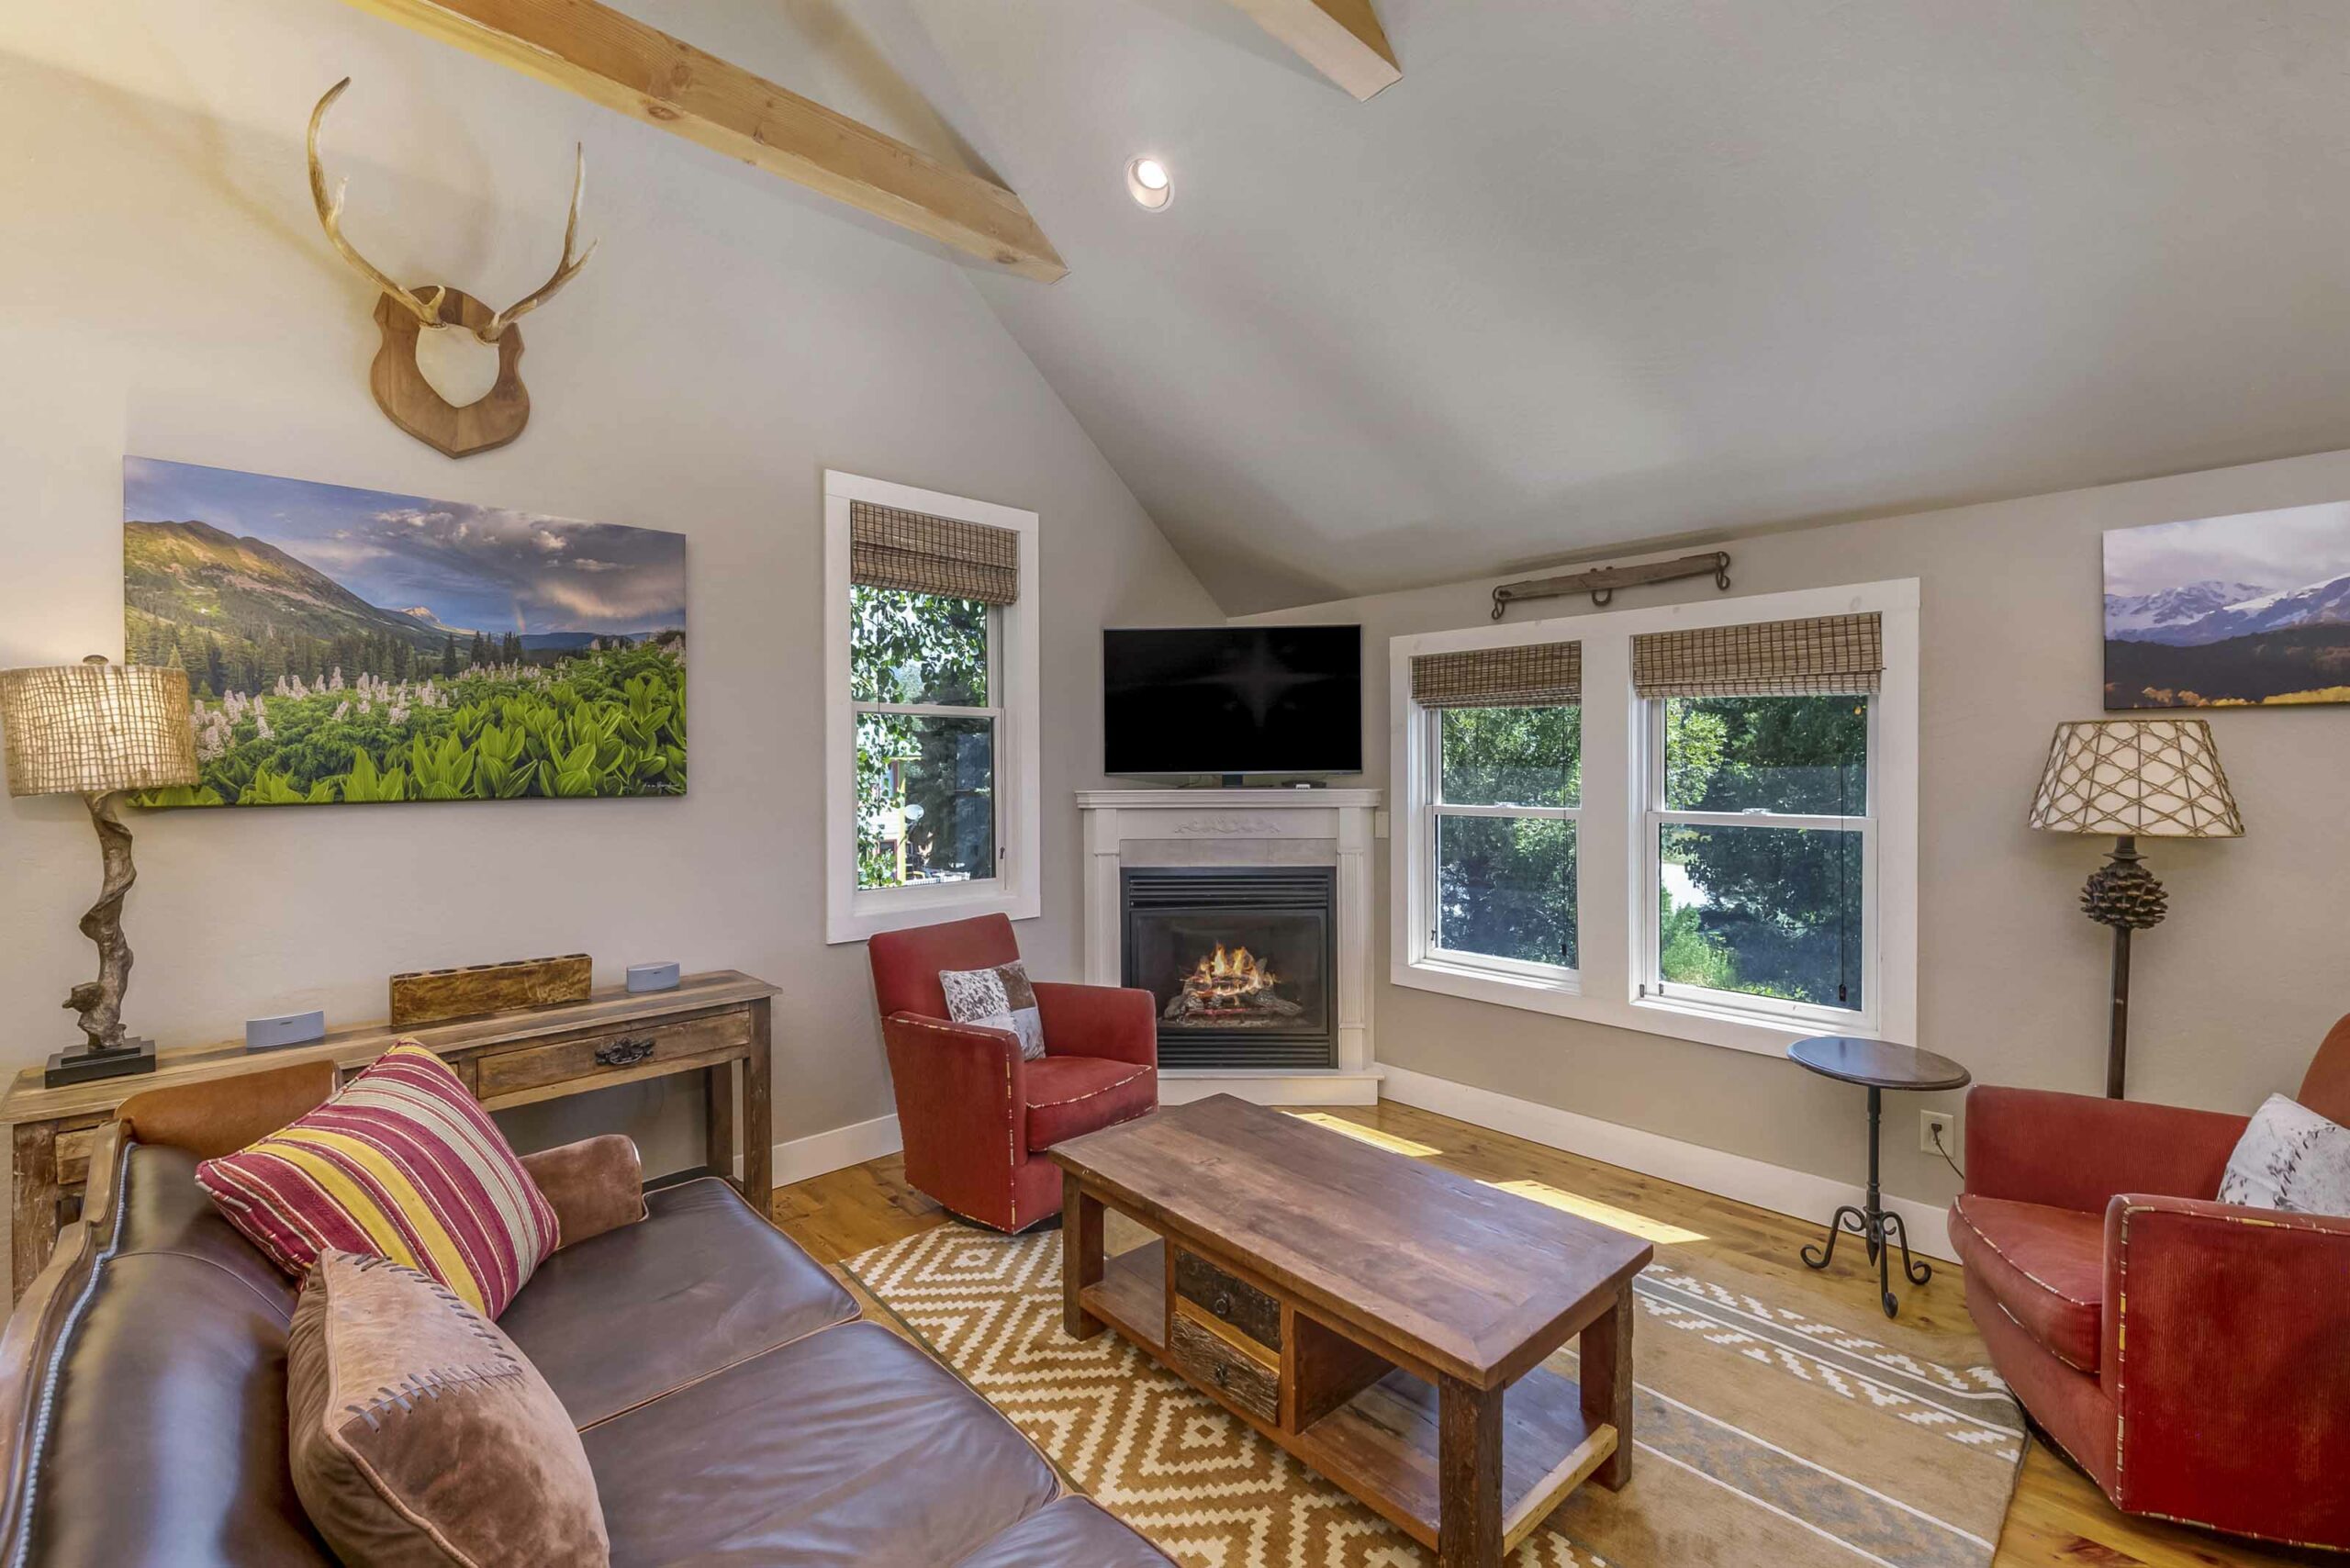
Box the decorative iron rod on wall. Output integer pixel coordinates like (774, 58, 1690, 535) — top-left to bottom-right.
(1490, 550, 1732, 619)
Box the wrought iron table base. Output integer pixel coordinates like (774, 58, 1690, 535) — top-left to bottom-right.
(1800, 1085, 1931, 1318)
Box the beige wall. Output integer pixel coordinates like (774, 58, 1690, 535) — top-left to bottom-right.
(1248, 449, 2350, 1211)
(0, 2, 1218, 1174)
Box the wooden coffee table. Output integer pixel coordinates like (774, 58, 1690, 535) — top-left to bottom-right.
(1052, 1096, 1652, 1567)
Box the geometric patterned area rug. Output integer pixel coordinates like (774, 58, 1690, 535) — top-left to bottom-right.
(846, 1225, 2026, 1568)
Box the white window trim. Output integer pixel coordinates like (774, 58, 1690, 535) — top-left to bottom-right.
(1390, 578, 1919, 1059)
(823, 470, 1041, 945)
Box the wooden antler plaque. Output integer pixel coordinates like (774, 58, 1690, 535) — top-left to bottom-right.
(372, 287, 531, 458)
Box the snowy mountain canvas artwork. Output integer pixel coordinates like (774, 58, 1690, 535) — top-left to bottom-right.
(2104, 500, 2350, 709)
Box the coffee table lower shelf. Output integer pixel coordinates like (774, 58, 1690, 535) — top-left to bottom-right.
(1075, 1236, 1618, 1556)
(1298, 1365, 1618, 1552)
(1080, 1238, 1169, 1350)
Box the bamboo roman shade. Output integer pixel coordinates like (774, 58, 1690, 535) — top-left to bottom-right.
(1410, 641, 1582, 709)
(848, 499, 1020, 607)
(1632, 612, 1882, 699)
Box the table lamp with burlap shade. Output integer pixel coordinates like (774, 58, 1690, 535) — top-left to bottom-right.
(2028, 717, 2243, 1100)
(0, 655, 200, 1086)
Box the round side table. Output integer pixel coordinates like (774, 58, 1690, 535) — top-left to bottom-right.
(1787, 1036, 1971, 1319)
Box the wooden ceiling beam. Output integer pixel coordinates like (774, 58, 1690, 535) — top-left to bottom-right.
(1225, 0, 1400, 101)
(338, 0, 1067, 281)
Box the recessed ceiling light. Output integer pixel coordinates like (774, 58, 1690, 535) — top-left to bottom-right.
(1126, 156, 1172, 210)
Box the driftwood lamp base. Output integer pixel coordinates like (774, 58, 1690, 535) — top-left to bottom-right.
(46, 792, 162, 1089)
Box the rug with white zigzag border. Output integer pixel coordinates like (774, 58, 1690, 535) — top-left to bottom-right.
(845, 1221, 2025, 1567)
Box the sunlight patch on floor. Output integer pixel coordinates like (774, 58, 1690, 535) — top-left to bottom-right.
(1485, 1178, 1707, 1244)
(1283, 1111, 1442, 1159)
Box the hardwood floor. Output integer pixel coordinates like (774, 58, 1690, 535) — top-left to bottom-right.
(769, 1098, 2323, 1568)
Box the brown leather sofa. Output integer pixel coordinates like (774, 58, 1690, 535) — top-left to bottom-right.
(0, 1110, 1172, 1566)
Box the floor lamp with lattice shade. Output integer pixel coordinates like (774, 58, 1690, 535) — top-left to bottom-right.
(2029, 718, 2242, 1099)
(0, 656, 199, 1086)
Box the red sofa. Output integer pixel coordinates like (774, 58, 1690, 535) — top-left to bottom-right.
(868, 914, 1158, 1232)
(1950, 1017, 2350, 1551)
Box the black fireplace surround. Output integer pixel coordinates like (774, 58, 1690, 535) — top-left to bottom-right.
(1120, 866, 1337, 1070)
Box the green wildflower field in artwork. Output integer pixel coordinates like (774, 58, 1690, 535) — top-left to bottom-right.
(140, 641, 686, 808)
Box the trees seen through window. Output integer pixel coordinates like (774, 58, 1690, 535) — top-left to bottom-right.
(1656, 695, 1869, 1010)
(850, 586, 996, 889)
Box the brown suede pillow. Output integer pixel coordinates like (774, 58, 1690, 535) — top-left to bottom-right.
(287, 1251, 610, 1567)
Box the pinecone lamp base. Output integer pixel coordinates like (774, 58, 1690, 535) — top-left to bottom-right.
(2082, 835, 2163, 1100)
(2029, 719, 2244, 1104)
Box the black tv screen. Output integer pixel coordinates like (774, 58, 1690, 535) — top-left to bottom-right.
(1103, 626, 1362, 778)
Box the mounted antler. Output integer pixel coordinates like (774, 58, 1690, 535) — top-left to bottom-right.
(479, 149, 595, 342)
(308, 78, 447, 331)
(302, 77, 599, 456)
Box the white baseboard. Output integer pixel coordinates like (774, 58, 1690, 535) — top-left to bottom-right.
(1160, 1069, 1383, 1107)
(1379, 1065, 1955, 1263)
(770, 1113, 902, 1187)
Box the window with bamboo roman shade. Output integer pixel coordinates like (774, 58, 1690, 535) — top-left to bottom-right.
(1410, 641, 1582, 709)
(1631, 612, 1881, 698)
(848, 499, 1020, 607)
(826, 470, 1041, 944)
(1413, 637, 1584, 977)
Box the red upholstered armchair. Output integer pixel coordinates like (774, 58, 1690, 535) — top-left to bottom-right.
(1951, 1017, 2350, 1551)
(867, 914, 1158, 1232)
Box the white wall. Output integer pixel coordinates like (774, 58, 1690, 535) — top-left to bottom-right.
(1248, 448, 2350, 1213)
(0, 1, 1219, 1173)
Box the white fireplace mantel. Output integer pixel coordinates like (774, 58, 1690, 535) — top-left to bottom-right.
(1078, 789, 1382, 1106)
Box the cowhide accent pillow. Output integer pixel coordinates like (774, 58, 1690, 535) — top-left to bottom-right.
(938, 960, 1046, 1061)
(2217, 1093, 2350, 1215)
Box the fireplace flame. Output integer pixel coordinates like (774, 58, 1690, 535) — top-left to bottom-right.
(1187, 942, 1279, 1005)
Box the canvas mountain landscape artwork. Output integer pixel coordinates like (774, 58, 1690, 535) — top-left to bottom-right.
(123, 457, 686, 806)
(2104, 499, 2350, 709)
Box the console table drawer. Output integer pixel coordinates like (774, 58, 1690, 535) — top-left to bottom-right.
(1174, 1247, 1282, 1353)
(474, 1011, 751, 1103)
(1169, 1311, 1280, 1423)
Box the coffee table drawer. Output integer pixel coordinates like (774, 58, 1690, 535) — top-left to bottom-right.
(475, 1011, 749, 1101)
(1169, 1312, 1280, 1423)
(1175, 1248, 1282, 1352)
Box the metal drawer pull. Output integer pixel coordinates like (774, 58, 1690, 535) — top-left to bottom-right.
(1214, 1294, 1234, 1318)
(595, 1036, 656, 1068)
(1212, 1363, 1229, 1388)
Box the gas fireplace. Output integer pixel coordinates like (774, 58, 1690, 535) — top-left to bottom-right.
(1121, 867, 1336, 1070)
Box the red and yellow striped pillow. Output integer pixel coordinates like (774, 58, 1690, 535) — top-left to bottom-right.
(197, 1041, 558, 1317)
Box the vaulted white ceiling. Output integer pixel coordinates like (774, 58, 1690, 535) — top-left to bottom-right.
(870, 0, 2350, 611)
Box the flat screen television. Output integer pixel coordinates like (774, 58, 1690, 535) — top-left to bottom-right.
(1103, 625, 1362, 778)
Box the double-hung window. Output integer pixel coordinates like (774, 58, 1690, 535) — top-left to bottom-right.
(1392, 581, 1917, 1056)
(1409, 642, 1583, 983)
(824, 472, 1039, 944)
(1634, 615, 1881, 1030)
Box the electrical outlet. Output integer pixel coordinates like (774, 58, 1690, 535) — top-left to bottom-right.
(1919, 1110, 1954, 1156)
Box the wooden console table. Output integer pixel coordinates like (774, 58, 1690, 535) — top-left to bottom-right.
(4, 970, 775, 1300)
(1054, 1096, 1652, 1566)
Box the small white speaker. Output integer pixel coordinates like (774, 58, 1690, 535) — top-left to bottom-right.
(626, 961, 682, 994)
(246, 1010, 327, 1053)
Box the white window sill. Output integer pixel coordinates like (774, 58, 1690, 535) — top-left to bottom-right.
(1629, 992, 1872, 1052)
(1396, 956, 1874, 1059)
(827, 883, 1040, 946)
(1395, 955, 1583, 1018)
